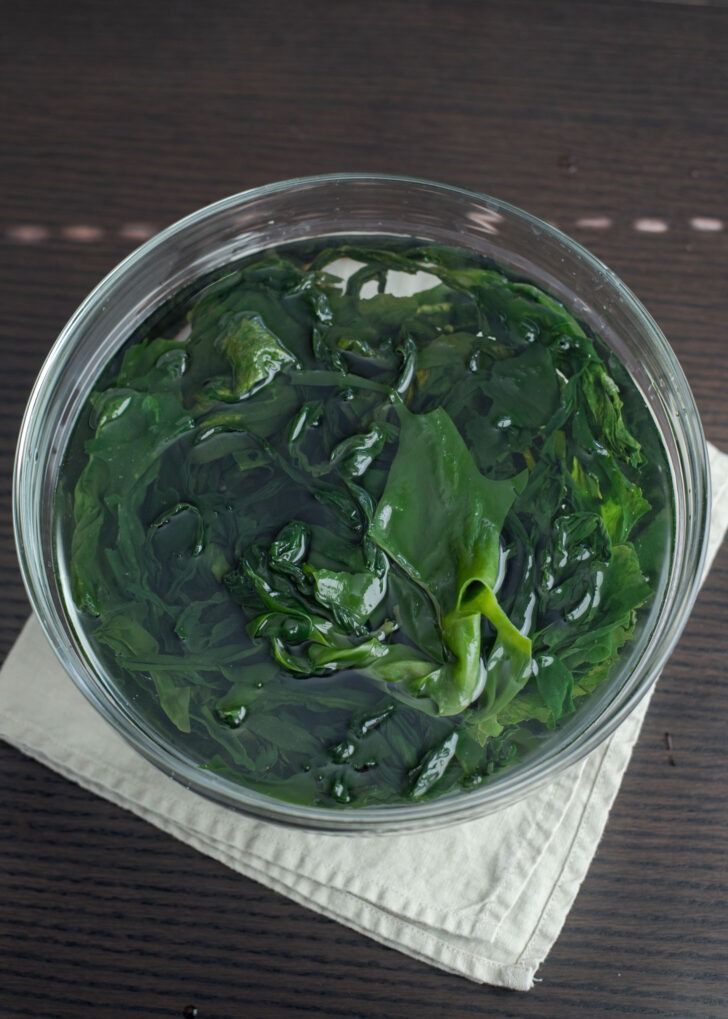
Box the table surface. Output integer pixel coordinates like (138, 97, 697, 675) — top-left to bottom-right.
(1, 2, 727, 1016)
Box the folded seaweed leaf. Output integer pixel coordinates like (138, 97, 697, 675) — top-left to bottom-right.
(368, 406, 531, 715)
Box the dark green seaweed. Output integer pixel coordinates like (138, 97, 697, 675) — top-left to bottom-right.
(59, 240, 670, 808)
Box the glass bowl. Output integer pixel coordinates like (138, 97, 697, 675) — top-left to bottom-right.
(13, 174, 710, 832)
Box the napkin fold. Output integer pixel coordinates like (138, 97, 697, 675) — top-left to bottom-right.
(2, 442, 726, 991)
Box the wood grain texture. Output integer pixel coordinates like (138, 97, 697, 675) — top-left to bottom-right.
(1, 1, 726, 1015)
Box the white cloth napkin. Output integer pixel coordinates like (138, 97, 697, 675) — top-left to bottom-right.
(2, 443, 726, 991)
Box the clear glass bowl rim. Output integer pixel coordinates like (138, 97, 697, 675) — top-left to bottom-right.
(13, 173, 711, 833)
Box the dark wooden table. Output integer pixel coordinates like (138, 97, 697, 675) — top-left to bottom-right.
(1, 2, 727, 1016)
